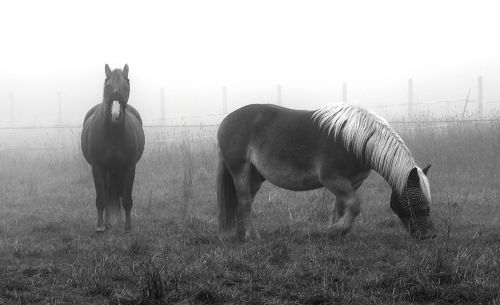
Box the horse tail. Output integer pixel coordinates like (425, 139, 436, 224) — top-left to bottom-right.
(217, 150, 238, 234)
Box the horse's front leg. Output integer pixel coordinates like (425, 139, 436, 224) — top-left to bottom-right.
(320, 173, 361, 238)
(122, 165, 136, 232)
(104, 204, 111, 230)
(92, 166, 106, 233)
(104, 173, 113, 230)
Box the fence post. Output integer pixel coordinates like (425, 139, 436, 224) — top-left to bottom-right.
(276, 84, 282, 106)
(222, 86, 227, 115)
(408, 78, 413, 120)
(342, 82, 347, 103)
(160, 87, 165, 123)
(9, 92, 15, 127)
(477, 76, 483, 118)
(57, 91, 62, 126)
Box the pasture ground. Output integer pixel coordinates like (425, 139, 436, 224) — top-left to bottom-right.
(0, 122, 499, 305)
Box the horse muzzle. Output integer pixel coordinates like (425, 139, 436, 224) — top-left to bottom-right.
(400, 215, 437, 240)
(111, 100, 122, 123)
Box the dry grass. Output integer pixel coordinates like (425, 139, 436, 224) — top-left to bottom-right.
(0, 122, 499, 304)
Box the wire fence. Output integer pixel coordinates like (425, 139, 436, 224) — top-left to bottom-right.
(1, 112, 500, 130)
(1, 114, 499, 149)
(1, 115, 500, 130)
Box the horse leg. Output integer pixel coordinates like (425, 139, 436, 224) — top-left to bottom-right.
(330, 197, 345, 227)
(122, 165, 136, 232)
(104, 207, 111, 230)
(320, 174, 361, 238)
(117, 197, 123, 227)
(233, 164, 262, 241)
(104, 172, 113, 230)
(92, 166, 106, 233)
(250, 168, 264, 202)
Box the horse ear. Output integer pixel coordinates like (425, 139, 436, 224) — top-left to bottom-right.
(407, 167, 420, 187)
(422, 164, 431, 175)
(123, 64, 129, 78)
(105, 64, 111, 78)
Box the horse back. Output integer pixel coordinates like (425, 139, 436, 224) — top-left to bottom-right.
(83, 104, 100, 124)
(125, 105, 143, 126)
(124, 105, 145, 162)
(218, 104, 322, 151)
(81, 104, 101, 163)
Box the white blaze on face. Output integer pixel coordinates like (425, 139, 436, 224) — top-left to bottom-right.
(111, 100, 121, 122)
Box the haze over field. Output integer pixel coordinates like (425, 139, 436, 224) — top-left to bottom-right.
(1, 2, 500, 303)
(0, 0, 499, 125)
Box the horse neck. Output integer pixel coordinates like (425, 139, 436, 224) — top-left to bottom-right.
(376, 153, 416, 196)
(96, 100, 126, 135)
(361, 125, 417, 195)
(362, 130, 416, 195)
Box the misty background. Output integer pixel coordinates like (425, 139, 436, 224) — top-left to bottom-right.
(0, 0, 499, 127)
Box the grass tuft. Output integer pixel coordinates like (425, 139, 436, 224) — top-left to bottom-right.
(140, 263, 168, 305)
(31, 221, 65, 234)
(128, 238, 151, 257)
(193, 286, 223, 304)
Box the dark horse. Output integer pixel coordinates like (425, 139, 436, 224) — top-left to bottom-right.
(81, 64, 145, 233)
(217, 103, 435, 240)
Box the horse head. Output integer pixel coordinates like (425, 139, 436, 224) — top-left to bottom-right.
(103, 64, 130, 125)
(390, 164, 436, 240)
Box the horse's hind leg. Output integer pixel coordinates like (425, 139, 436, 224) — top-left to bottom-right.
(92, 166, 106, 233)
(122, 165, 136, 232)
(320, 173, 361, 238)
(232, 163, 263, 241)
(250, 169, 264, 202)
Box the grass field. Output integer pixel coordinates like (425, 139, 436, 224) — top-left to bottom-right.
(0, 121, 499, 304)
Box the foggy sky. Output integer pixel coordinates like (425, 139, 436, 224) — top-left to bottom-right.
(1, 0, 499, 126)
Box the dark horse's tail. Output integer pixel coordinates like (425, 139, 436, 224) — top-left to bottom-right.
(217, 150, 238, 233)
(108, 173, 123, 220)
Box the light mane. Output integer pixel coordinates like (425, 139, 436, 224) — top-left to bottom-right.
(312, 103, 421, 196)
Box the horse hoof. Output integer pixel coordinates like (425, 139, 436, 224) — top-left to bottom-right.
(218, 230, 238, 242)
(96, 227, 105, 233)
(327, 227, 348, 239)
(241, 228, 261, 242)
(124, 222, 132, 233)
(413, 230, 438, 240)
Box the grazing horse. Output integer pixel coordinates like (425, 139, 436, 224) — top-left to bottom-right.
(81, 64, 145, 233)
(217, 103, 435, 240)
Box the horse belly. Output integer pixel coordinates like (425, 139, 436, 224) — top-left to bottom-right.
(250, 150, 322, 191)
(101, 148, 132, 169)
